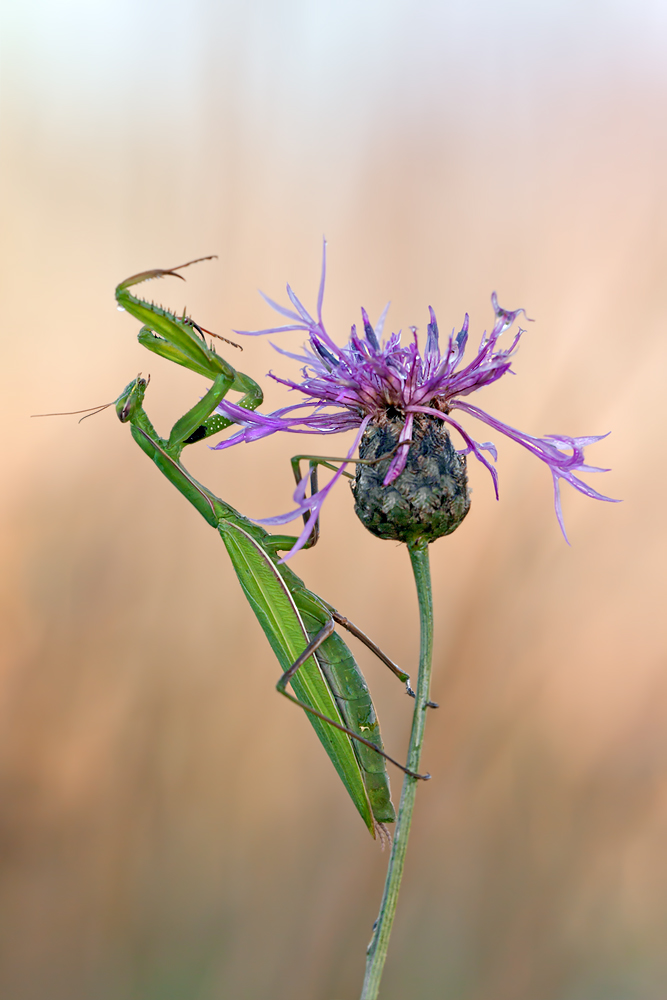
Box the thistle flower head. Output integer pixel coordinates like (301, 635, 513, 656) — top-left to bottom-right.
(214, 243, 617, 558)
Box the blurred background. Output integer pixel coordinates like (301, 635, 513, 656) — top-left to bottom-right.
(1, 1, 666, 997)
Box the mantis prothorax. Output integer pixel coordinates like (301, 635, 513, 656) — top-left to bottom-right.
(114, 261, 429, 838)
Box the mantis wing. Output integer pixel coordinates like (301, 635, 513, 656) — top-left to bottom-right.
(219, 520, 376, 836)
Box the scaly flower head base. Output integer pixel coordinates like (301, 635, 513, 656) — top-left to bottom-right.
(214, 242, 617, 557)
(352, 412, 471, 544)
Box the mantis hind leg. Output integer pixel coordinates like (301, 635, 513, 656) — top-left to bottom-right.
(329, 611, 414, 695)
(330, 611, 438, 708)
(276, 621, 430, 781)
(329, 608, 440, 706)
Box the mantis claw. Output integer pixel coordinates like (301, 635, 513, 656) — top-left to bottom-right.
(116, 256, 218, 292)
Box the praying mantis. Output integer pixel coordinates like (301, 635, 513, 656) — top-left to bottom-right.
(114, 260, 428, 838)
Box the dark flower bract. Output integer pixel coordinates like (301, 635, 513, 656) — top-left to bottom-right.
(351, 412, 471, 544)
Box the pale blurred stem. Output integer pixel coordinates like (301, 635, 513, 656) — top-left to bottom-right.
(360, 538, 433, 1000)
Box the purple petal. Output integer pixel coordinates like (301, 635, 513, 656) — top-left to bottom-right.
(269, 342, 317, 364)
(316, 238, 327, 327)
(490, 292, 533, 332)
(552, 473, 569, 544)
(234, 323, 310, 337)
(383, 412, 414, 485)
(286, 284, 318, 327)
(406, 405, 500, 498)
(361, 307, 380, 351)
(450, 400, 619, 538)
(258, 292, 304, 324)
(374, 302, 391, 340)
(425, 307, 440, 367)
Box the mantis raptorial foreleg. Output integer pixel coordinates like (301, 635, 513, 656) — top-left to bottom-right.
(117, 260, 264, 456)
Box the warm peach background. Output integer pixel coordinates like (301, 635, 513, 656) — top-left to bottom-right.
(1, 3, 666, 998)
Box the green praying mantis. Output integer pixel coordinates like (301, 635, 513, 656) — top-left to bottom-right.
(113, 259, 430, 838)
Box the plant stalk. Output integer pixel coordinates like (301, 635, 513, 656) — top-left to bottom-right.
(360, 538, 434, 999)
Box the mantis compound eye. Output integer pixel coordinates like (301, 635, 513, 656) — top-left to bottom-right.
(117, 398, 133, 423)
(351, 414, 471, 544)
(115, 377, 148, 423)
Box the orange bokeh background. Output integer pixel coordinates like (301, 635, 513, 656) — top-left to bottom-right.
(1, 3, 666, 998)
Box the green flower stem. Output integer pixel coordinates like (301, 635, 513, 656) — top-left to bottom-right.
(360, 538, 434, 1000)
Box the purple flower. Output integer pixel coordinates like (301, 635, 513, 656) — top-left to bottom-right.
(214, 243, 616, 558)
